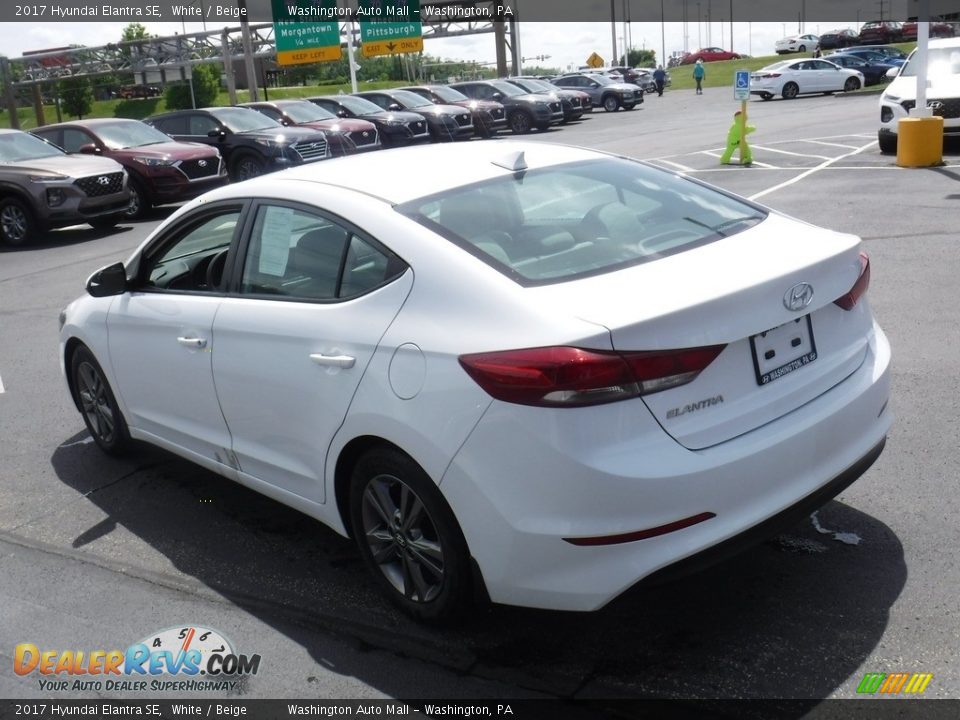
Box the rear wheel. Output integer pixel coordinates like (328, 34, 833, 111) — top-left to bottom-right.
(508, 110, 533, 134)
(844, 77, 862, 92)
(602, 94, 620, 112)
(350, 447, 472, 621)
(71, 346, 130, 455)
(0, 197, 36, 246)
(782, 82, 799, 99)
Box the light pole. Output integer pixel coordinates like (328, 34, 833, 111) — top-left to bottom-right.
(698, 3, 702, 47)
(660, 0, 666, 68)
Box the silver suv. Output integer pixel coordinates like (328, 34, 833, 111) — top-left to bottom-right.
(552, 73, 644, 112)
(0, 129, 130, 246)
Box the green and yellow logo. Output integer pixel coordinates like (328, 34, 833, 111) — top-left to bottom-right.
(857, 672, 933, 695)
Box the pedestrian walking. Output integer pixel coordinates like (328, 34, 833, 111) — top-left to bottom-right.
(813, 43, 822, 58)
(653, 65, 667, 96)
(693, 59, 705, 94)
(720, 110, 755, 165)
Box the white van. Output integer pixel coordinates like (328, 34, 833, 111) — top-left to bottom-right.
(878, 37, 960, 153)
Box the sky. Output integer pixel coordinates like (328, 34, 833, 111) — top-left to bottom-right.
(0, 20, 864, 71)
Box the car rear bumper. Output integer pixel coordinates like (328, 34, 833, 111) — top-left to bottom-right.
(441, 322, 891, 611)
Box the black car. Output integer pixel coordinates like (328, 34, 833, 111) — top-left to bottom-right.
(825, 54, 896, 85)
(306, 95, 431, 148)
(399, 85, 508, 138)
(449, 80, 564, 134)
(239, 100, 382, 156)
(353, 89, 473, 141)
(144, 107, 330, 182)
(503, 77, 590, 122)
(818, 29, 859, 49)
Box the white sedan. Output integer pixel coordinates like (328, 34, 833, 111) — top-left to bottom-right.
(60, 141, 891, 620)
(751, 58, 865, 99)
(775, 33, 820, 54)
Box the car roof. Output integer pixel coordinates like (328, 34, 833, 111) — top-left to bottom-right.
(216, 141, 605, 205)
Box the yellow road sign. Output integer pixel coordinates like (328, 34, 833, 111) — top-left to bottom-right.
(361, 37, 424, 58)
(586, 52, 605, 68)
(276, 46, 343, 66)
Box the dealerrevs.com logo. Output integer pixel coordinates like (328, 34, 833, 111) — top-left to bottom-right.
(14, 626, 261, 693)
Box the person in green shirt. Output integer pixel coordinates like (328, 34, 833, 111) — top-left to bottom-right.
(720, 110, 755, 165)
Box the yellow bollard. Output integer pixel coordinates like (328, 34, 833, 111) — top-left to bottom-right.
(896, 116, 944, 167)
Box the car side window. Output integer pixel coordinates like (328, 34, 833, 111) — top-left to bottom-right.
(62, 128, 95, 152)
(189, 114, 220, 136)
(362, 94, 390, 110)
(141, 209, 242, 292)
(240, 204, 404, 301)
(256, 106, 283, 122)
(151, 116, 187, 135)
(32, 128, 61, 148)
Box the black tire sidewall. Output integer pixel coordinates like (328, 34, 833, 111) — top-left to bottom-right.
(349, 447, 471, 621)
(229, 153, 266, 181)
(70, 346, 130, 455)
(509, 110, 532, 134)
(0, 197, 36, 246)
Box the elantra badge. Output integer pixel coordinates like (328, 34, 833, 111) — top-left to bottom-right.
(784, 282, 814, 311)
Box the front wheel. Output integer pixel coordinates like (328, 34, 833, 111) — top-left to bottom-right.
(0, 197, 37, 246)
(123, 179, 150, 220)
(844, 77, 861, 92)
(229, 153, 266, 182)
(350, 447, 472, 621)
(782, 82, 799, 99)
(71, 346, 130, 455)
(878, 132, 897, 155)
(798, 45, 807, 52)
(508, 110, 533, 134)
(602, 95, 620, 112)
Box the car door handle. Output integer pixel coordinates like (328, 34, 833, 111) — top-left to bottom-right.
(177, 336, 208, 349)
(310, 353, 356, 369)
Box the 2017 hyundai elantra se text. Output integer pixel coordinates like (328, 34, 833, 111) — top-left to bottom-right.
(60, 142, 891, 621)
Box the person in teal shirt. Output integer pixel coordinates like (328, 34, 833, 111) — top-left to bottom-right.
(693, 59, 705, 94)
(720, 110, 755, 165)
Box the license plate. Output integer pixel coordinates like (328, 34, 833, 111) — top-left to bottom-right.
(749, 315, 817, 386)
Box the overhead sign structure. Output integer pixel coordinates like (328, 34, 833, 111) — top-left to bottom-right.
(271, 0, 342, 66)
(586, 52, 605, 68)
(734, 69, 751, 101)
(359, 0, 424, 58)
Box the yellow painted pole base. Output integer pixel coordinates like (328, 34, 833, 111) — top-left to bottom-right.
(896, 116, 944, 168)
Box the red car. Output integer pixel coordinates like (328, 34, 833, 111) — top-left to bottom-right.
(858, 21, 903, 44)
(900, 20, 955, 40)
(32, 118, 227, 219)
(240, 99, 381, 156)
(681, 47, 742, 64)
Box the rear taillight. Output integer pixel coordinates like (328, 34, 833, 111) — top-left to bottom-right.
(458, 345, 725, 407)
(834, 252, 870, 310)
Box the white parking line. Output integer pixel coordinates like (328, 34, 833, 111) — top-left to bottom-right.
(655, 158, 696, 172)
(749, 139, 879, 201)
(799, 139, 860, 150)
(0, 374, 5, 394)
(751, 145, 833, 161)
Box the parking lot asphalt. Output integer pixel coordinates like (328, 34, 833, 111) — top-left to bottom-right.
(1, 86, 959, 705)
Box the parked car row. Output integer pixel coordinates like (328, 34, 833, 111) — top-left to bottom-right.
(802, 21, 955, 54)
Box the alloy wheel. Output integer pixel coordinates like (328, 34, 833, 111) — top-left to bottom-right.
(1, 204, 29, 245)
(76, 361, 117, 444)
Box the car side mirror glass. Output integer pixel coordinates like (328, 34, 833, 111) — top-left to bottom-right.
(387, 103, 402, 111)
(492, 92, 504, 101)
(886, 66, 899, 79)
(86, 262, 127, 298)
(206, 128, 227, 138)
(78, 143, 100, 155)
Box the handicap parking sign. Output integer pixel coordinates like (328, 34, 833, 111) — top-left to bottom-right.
(734, 70, 751, 100)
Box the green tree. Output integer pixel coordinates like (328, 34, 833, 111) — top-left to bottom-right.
(164, 63, 221, 110)
(59, 76, 93, 119)
(622, 49, 657, 67)
(121, 23, 152, 41)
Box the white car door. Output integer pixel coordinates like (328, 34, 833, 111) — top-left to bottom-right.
(108, 203, 245, 466)
(212, 201, 413, 503)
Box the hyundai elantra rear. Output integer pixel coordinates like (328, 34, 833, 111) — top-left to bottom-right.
(60, 142, 891, 620)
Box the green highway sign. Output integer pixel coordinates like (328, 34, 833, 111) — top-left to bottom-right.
(271, 0, 342, 66)
(358, 0, 423, 58)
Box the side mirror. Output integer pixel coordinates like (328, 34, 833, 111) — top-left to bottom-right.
(206, 128, 227, 139)
(78, 143, 100, 155)
(337, 109, 348, 118)
(492, 92, 504, 101)
(387, 103, 402, 112)
(885, 66, 900, 79)
(86, 262, 127, 298)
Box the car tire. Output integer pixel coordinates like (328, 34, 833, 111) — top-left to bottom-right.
(782, 82, 800, 99)
(602, 94, 620, 112)
(798, 45, 807, 52)
(349, 446, 472, 622)
(844, 77, 862, 92)
(123, 178, 150, 220)
(878, 132, 897, 154)
(229, 153, 266, 182)
(70, 345, 131, 456)
(761, 93, 773, 101)
(0, 196, 36, 246)
(508, 110, 533, 134)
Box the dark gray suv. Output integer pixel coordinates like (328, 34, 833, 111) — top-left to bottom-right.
(552, 74, 644, 112)
(0, 129, 130, 246)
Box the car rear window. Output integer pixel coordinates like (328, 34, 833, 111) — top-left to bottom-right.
(397, 157, 766, 286)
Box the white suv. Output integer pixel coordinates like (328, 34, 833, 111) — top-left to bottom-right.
(878, 37, 960, 153)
